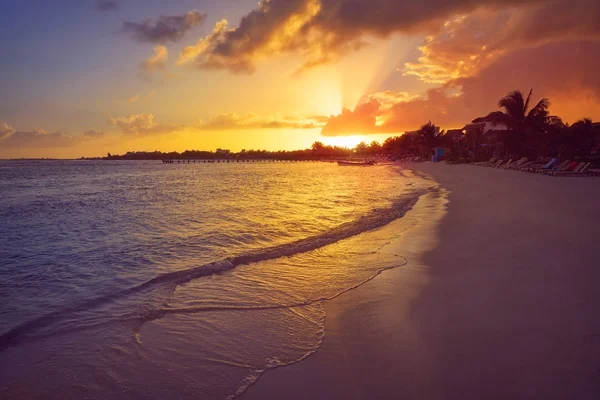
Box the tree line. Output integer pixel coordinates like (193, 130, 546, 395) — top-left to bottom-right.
(379, 89, 598, 162)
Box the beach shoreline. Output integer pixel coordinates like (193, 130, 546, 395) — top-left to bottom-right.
(242, 163, 600, 399)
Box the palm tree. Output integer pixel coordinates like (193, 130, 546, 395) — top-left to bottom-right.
(497, 89, 550, 155)
(565, 118, 594, 157)
(418, 121, 444, 157)
(369, 141, 382, 155)
(354, 141, 368, 156)
(311, 141, 325, 157)
(498, 89, 550, 129)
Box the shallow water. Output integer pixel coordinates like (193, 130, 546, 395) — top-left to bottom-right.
(0, 160, 435, 398)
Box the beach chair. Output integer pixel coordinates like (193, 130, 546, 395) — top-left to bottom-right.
(539, 160, 569, 174)
(548, 161, 579, 175)
(521, 162, 545, 172)
(514, 161, 536, 171)
(475, 157, 496, 166)
(507, 158, 527, 169)
(551, 163, 591, 177)
(486, 158, 502, 166)
(496, 159, 512, 168)
(529, 158, 557, 173)
(589, 168, 600, 177)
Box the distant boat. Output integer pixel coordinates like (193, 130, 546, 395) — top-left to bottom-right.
(337, 160, 376, 166)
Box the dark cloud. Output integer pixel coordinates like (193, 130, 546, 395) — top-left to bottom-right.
(96, 1, 118, 11)
(454, 40, 600, 122)
(122, 11, 207, 43)
(492, 0, 600, 48)
(179, 0, 540, 73)
(0, 129, 80, 148)
(1, 119, 109, 150)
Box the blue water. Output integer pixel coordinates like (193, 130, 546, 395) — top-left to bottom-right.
(0, 160, 432, 398)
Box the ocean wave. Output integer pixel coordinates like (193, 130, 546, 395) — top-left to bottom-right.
(0, 189, 425, 352)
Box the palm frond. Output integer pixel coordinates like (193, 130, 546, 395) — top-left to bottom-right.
(499, 90, 525, 120)
(527, 98, 550, 121)
(571, 118, 593, 130)
(523, 89, 533, 115)
(546, 116, 565, 129)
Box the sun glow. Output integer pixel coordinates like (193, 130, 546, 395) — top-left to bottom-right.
(322, 135, 370, 149)
(309, 81, 343, 116)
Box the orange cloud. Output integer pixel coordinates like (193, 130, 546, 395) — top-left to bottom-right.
(322, 98, 382, 136)
(322, 0, 600, 136)
(321, 89, 472, 135)
(178, 19, 231, 67)
(404, 0, 600, 84)
(107, 112, 324, 135)
(0, 121, 16, 139)
(453, 40, 600, 123)
(178, 0, 538, 73)
(139, 45, 168, 80)
(197, 113, 325, 130)
(123, 90, 155, 104)
(108, 113, 181, 135)
(323, 35, 600, 136)
(83, 130, 105, 138)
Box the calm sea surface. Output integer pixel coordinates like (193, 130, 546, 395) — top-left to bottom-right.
(0, 160, 433, 398)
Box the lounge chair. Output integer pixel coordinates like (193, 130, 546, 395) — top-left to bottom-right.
(473, 157, 496, 166)
(481, 157, 498, 166)
(529, 158, 557, 173)
(496, 159, 513, 168)
(506, 158, 528, 169)
(551, 162, 591, 177)
(539, 160, 570, 174)
(548, 161, 579, 175)
(514, 160, 536, 171)
(589, 168, 600, 177)
(522, 162, 546, 172)
(485, 159, 503, 167)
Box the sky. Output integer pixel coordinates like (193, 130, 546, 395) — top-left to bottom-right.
(0, 0, 599, 158)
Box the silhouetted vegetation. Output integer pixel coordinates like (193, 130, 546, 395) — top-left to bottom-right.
(386, 89, 600, 162)
(105, 147, 356, 161)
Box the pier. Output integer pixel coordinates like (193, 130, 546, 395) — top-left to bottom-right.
(161, 159, 321, 164)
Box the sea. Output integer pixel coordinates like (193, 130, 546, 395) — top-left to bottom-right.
(0, 160, 434, 399)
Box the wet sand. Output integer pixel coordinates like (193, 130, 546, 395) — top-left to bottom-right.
(243, 163, 600, 399)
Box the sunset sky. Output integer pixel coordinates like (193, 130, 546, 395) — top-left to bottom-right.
(1, 0, 599, 158)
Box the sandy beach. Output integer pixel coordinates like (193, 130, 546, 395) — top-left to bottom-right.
(243, 163, 600, 399)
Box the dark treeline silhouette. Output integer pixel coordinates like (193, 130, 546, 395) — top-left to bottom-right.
(104, 89, 599, 163)
(104, 147, 355, 161)
(386, 89, 600, 163)
(105, 143, 374, 161)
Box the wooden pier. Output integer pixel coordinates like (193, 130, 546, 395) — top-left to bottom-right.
(161, 159, 320, 164)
